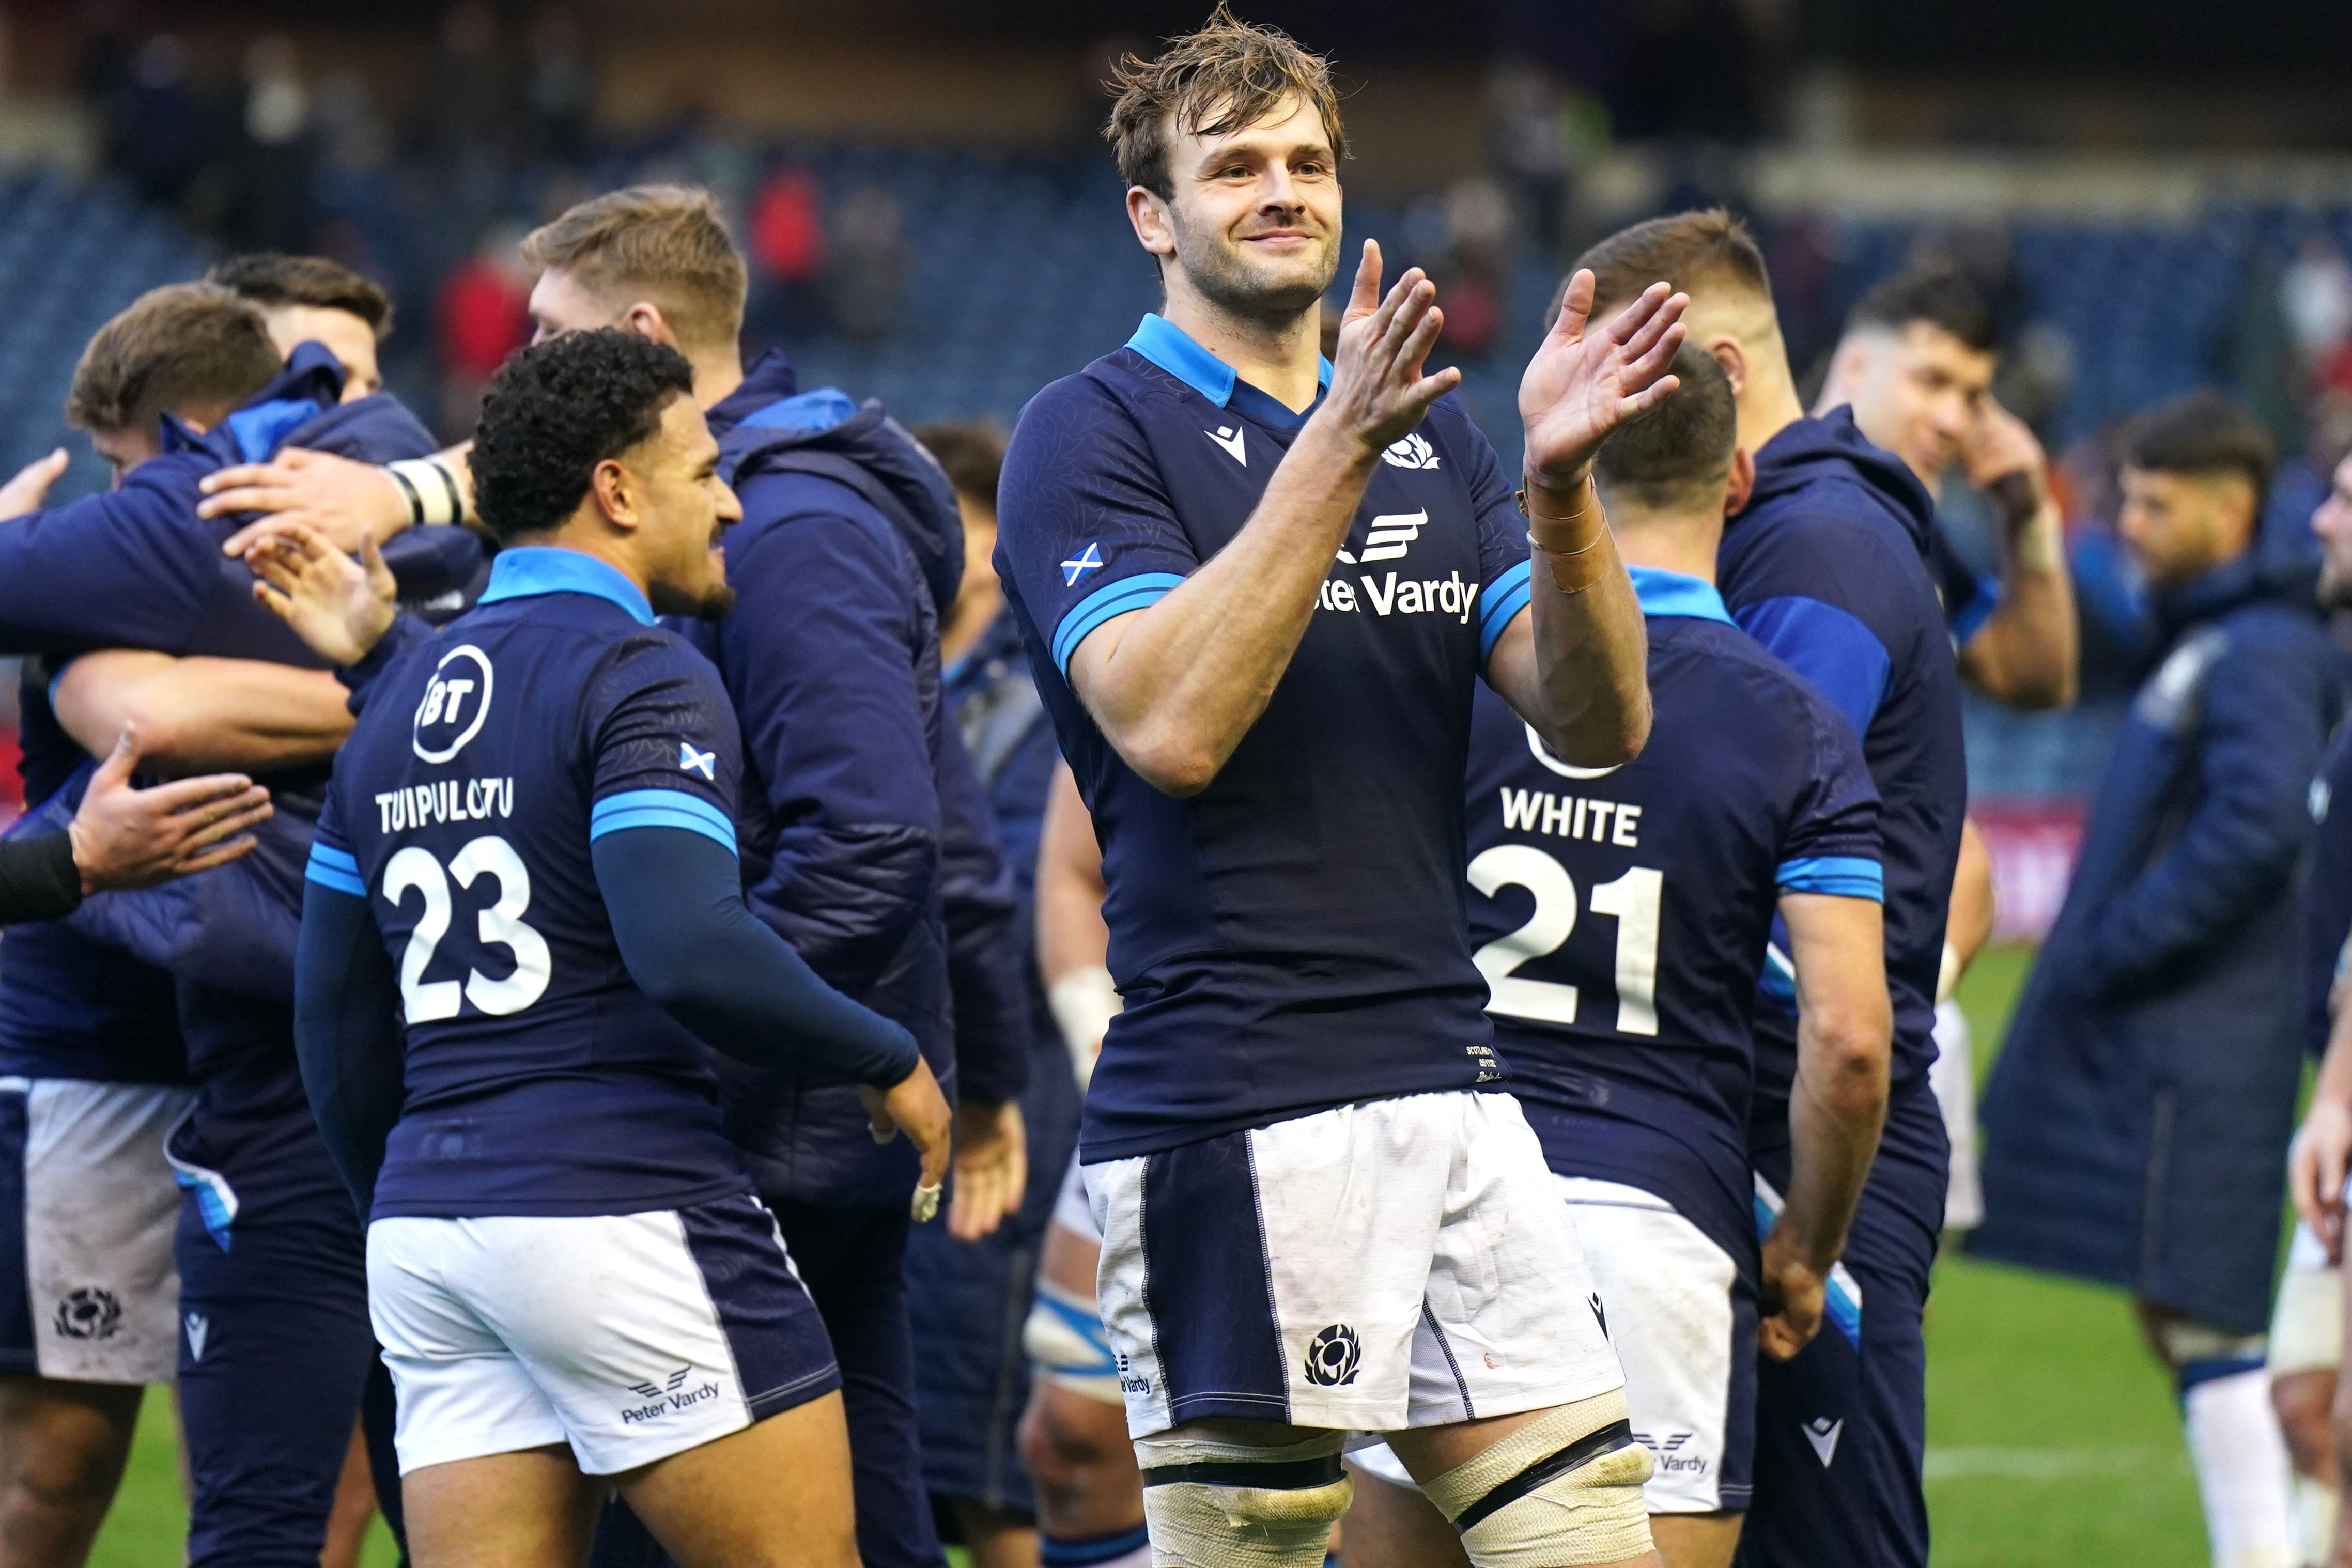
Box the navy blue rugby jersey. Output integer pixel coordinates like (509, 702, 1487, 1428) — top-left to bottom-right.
(306, 548, 755, 1218)
(1465, 567, 1881, 1265)
(996, 314, 1534, 1160)
(2303, 723, 2352, 1059)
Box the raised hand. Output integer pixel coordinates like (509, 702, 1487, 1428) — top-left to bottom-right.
(1520, 271, 1689, 487)
(245, 519, 398, 667)
(69, 726, 273, 893)
(1318, 240, 1463, 460)
(1961, 397, 2053, 520)
(200, 447, 411, 555)
(0, 448, 68, 521)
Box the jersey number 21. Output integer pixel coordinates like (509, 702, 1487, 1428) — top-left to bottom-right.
(1467, 845, 1660, 1035)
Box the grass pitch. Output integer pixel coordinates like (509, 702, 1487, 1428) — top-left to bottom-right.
(89, 945, 2209, 1567)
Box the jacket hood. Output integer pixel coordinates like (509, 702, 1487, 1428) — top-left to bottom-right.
(1742, 407, 1938, 556)
(712, 349, 964, 618)
(2152, 549, 2323, 644)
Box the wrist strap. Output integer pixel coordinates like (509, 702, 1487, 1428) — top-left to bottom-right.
(388, 458, 462, 526)
(1518, 474, 1618, 595)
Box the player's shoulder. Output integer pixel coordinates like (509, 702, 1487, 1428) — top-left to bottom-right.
(1659, 618, 1862, 756)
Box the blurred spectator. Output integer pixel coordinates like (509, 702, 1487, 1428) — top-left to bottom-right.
(435, 222, 532, 437)
(415, 3, 513, 173)
(2283, 235, 2352, 372)
(750, 163, 830, 341)
(220, 34, 315, 255)
(103, 35, 209, 207)
(1435, 176, 1510, 359)
(314, 68, 392, 174)
(525, 9, 595, 168)
(830, 186, 908, 344)
(1979, 391, 2343, 1568)
(1487, 63, 1571, 255)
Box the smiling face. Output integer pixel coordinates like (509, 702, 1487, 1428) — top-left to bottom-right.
(1132, 92, 1342, 323)
(611, 393, 741, 618)
(1835, 321, 1995, 495)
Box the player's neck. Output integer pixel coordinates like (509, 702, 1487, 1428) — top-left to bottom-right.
(1157, 283, 1322, 413)
(689, 345, 746, 411)
(522, 527, 657, 604)
(1606, 509, 1723, 583)
(1737, 361, 1807, 456)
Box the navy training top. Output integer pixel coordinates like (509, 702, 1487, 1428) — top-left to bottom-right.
(1716, 408, 1966, 1150)
(1465, 567, 1881, 1266)
(308, 549, 758, 1218)
(997, 314, 1535, 1160)
(2303, 722, 2352, 1060)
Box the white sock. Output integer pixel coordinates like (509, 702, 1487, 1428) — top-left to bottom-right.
(2293, 1473, 2337, 1568)
(2183, 1365, 2299, 1568)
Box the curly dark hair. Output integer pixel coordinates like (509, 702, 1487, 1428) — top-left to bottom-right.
(470, 330, 695, 544)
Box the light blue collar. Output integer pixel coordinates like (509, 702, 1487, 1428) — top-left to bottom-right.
(1627, 565, 1734, 624)
(738, 386, 856, 434)
(1125, 313, 1333, 409)
(477, 547, 655, 625)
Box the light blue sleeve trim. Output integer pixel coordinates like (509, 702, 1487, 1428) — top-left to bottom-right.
(303, 843, 366, 897)
(1775, 856, 1884, 901)
(1948, 571, 2003, 646)
(1478, 559, 1533, 663)
(589, 788, 738, 853)
(1732, 595, 1893, 740)
(44, 653, 76, 706)
(1050, 572, 1185, 676)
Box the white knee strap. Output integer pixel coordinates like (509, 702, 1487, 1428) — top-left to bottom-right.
(1419, 1390, 1654, 1568)
(1024, 1275, 1127, 1406)
(1133, 1430, 1352, 1568)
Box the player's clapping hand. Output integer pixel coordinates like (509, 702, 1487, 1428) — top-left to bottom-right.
(861, 1056, 955, 1222)
(1756, 1231, 1828, 1361)
(2290, 1099, 2352, 1263)
(69, 726, 272, 894)
(0, 447, 68, 521)
(946, 1099, 1028, 1243)
(202, 447, 412, 556)
(1520, 272, 1688, 488)
(244, 519, 398, 667)
(1318, 240, 1463, 460)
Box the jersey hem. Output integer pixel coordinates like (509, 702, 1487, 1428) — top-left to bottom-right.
(1076, 1079, 1503, 1164)
(367, 1173, 753, 1222)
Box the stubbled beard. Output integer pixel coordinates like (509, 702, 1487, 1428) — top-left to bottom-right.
(1170, 214, 1338, 323)
(649, 575, 736, 620)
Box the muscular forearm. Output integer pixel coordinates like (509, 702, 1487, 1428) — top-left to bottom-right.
(1525, 479, 1650, 765)
(1963, 504, 2077, 709)
(1776, 892, 1891, 1268)
(55, 652, 353, 775)
(1072, 421, 1376, 795)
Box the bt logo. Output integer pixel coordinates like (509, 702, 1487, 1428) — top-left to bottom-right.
(413, 646, 495, 763)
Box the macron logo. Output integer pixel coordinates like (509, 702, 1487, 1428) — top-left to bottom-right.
(679, 743, 716, 780)
(1062, 542, 1104, 587)
(1206, 425, 1247, 465)
(1802, 1418, 1843, 1467)
(185, 1312, 209, 1362)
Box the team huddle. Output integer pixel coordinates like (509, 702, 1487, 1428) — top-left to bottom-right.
(7, 9, 2326, 1568)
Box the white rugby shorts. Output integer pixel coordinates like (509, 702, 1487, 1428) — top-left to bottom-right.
(1352, 1177, 1753, 1514)
(2271, 1219, 2343, 1377)
(368, 1192, 839, 1476)
(0, 1076, 191, 1384)
(1087, 1090, 1625, 1437)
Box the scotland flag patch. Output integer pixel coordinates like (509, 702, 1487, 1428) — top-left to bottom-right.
(679, 742, 716, 780)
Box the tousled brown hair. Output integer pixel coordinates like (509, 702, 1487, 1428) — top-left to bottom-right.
(66, 283, 283, 436)
(1103, 6, 1347, 200)
(521, 185, 747, 358)
(208, 252, 396, 339)
(1562, 208, 1773, 327)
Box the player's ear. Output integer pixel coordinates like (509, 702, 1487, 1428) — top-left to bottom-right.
(1706, 335, 1747, 398)
(589, 455, 638, 532)
(1126, 187, 1176, 261)
(620, 301, 673, 349)
(1724, 447, 1756, 517)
